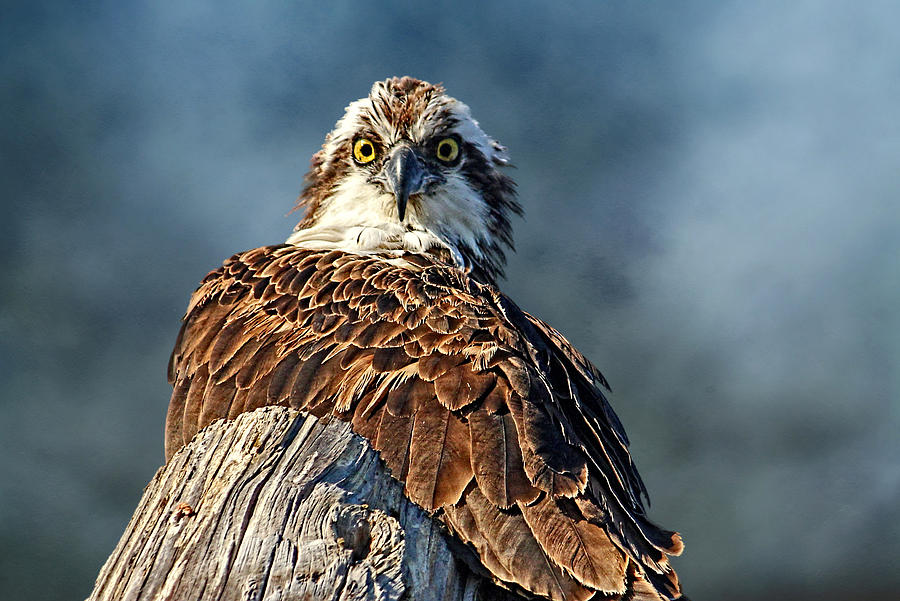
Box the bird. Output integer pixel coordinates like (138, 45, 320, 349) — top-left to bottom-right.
(165, 76, 685, 601)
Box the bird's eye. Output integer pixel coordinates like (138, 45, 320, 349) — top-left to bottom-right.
(353, 138, 377, 164)
(435, 137, 460, 163)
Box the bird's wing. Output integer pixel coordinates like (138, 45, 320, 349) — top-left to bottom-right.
(166, 245, 682, 601)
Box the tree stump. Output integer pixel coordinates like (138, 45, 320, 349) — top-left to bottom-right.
(88, 406, 526, 601)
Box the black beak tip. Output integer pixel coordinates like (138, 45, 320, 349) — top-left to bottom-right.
(385, 146, 424, 224)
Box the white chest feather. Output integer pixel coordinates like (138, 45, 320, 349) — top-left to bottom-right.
(286, 171, 481, 269)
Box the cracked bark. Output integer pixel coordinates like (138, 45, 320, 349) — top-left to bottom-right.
(87, 406, 527, 601)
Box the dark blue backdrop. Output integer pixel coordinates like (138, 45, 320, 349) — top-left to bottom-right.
(2, 2, 898, 599)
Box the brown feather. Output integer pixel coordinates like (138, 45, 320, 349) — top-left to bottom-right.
(626, 562, 667, 601)
(333, 318, 371, 343)
(405, 396, 473, 510)
(179, 304, 231, 371)
(519, 495, 627, 594)
(198, 376, 238, 431)
(243, 374, 276, 413)
(350, 391, 380, 440)
(181, 365, 210, 449)
(266, 354, 301, 404)
(164, 378, 190, 460)
(336, 345, 373, 370)
(226, 386, 252, 419)
(481, 377, 511, 414)
(445, 487, 594, 601)
(414, 330, 450, 355)
(434, 367, 495, 411)
(168, 321, 188, 383)
(417, 353, 463, 381)
(208, 320, 252, 375)
(439, 500, 517, 584)
(234, 341, 278, 389)
(468, 409, 540, 508)
(371, 345, 415, 373)
(309, 311, 342, 336)
(385, 374, 432, 417)
(372, 403, 415, 482)
(289, 348, 338, 408)
(214, 334, 264, 384)
(506, 392, 588, 497)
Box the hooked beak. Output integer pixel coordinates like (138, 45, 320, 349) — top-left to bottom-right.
(382, 146, 425, 222)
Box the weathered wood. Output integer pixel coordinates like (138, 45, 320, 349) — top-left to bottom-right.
(88, 407, 526, 601)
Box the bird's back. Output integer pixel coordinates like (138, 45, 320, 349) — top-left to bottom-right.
(166, 245, 683, 601)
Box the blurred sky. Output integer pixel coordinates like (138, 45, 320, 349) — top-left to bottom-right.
(2, 2, 899, 600)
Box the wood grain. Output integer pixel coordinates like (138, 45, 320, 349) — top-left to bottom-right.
(88, 407, 526, 601)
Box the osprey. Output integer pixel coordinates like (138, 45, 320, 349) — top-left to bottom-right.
(166, 77, 684, 601)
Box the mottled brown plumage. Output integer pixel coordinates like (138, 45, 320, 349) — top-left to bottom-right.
(167, 247, 683, 600)
(166, 78, 684, 600)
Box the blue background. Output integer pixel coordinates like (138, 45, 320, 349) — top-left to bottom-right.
(2, 2, 898, 599)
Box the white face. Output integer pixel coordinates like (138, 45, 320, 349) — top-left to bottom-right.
(288, 79, 516, 281)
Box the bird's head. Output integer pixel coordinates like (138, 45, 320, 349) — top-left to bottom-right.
(288, 77, 520, 285)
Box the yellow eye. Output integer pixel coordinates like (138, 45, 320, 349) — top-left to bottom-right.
(353, 138, 377, 164)
(435, 137, 460, 163)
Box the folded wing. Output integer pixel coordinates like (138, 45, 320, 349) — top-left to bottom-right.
(166, 246, 683, 600)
